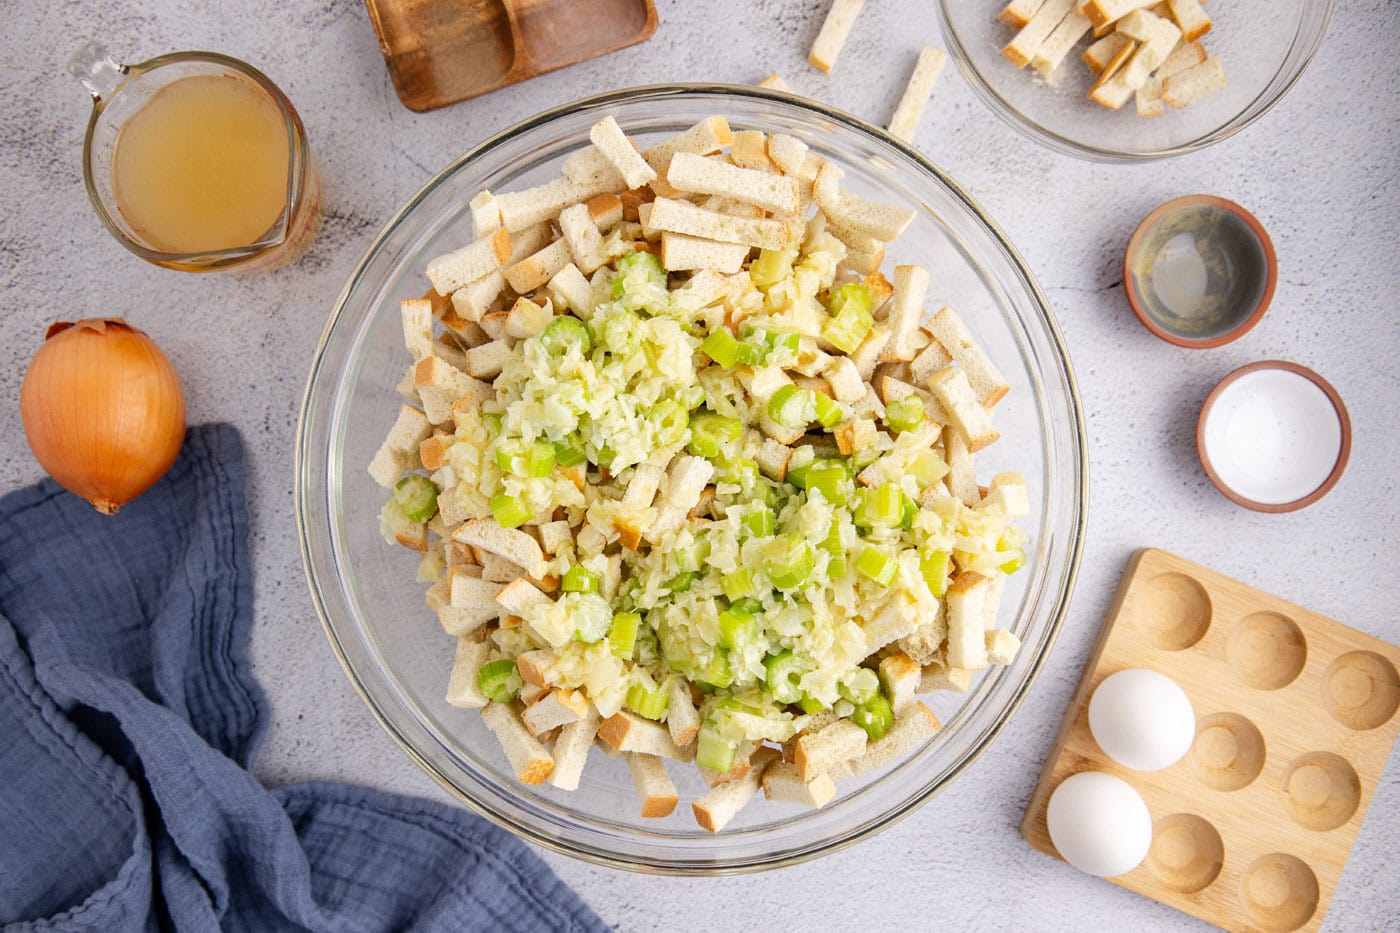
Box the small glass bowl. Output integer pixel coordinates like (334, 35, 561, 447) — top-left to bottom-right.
(935, 2, 1336, 162)
(296, 85, 1088, 873)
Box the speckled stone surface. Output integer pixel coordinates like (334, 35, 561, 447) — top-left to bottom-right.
(2, 1, 1397, 930)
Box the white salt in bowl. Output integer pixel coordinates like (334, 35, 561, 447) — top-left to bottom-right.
(1196, 361, 1351, 512)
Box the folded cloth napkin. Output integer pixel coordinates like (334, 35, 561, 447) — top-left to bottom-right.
(0, 424, 606, 933)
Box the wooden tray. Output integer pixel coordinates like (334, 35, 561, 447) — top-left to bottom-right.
(1022, 548, 1400, 932)
(365, 0, 658, 112)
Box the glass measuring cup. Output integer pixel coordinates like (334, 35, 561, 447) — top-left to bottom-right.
(68, 41, 321, 272)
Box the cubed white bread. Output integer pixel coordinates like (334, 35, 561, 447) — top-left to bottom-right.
(666, 151, 799, 215)
(625, 754, 679, 818)
(548, 711, 599, 791)
(513, 649, 554, 689)
(693, 748, 780, 832)
(666, 677, 701, 747)
(462, 339, 510, 380)
(537, 520, 574, 557)
(503, 239, 570, 295)
(432, 334, 471, 373)
(1114, 7, 1167, 41)
(826, 222, 884, 256)
(504, 222, 553, 264)
(400, 298, 434, 360)
(813, 174, 916, 243)
(642, 117, 734, 199)
(648, 197, 787, 251)
(1162, 55, 1227, 108)
(808, 0, 865, 73)
(762, 761, 837, 808)
(728, 135, 773, 174)
(923, 307, 1010, 406)
(413, 356, 486, 425)
(833, 418, 878, 457)
(1003, 0, 1074, 68)
(847, 386, 886, 424)
(368, 404, 432, 486)
(561, 146, 616, 185)
(941, 425, 978, 505)
(1166, 0, 1210, 41)
(635, 202, 660, 241)
(481, 701, 554, 784)
(449, 566, 504, 607)
(795, 719, 868, 781)
(504, 297, 553, 340)
(837, 246, 886, 279)
(977, 471, 1030, 519)
(826, 703, 939, 781)
(757, 72, 792, 91)
(448, 270, 506, 323)
(898, 602, 948, 665)
(647, 456, 716, 543)
(426, 228, 511, 296)
(698, 740, 758, 787)
(452, 520, 546, 578)
(1031, 11, 1092, 79)
(520, 688, 590, 736)
(999, 0, 1047, 27)
(821, 356, 866, 405)
(757, 409, 805, 446)
(909, 333, 954, 387)
(1081, 0, 1155, 29)
(927, 365, 1000, 452)
(766, 134, 809, 176)
(755, 437, 794, 481)
(621, 463, 665, 512)
(1089, 17, 1180, 108)
(469, 189, 502, 238)
(888, 46, 949, 141)
(518, 681, 548, 705)
(878, 652, 922, 715)
(882, 265, 931, 361)
(920, 657, 975, 693)
(597, 711, 693, 761)
(546, 263, 594, 318)
(1155, 39, 1207, 79)
(588, 193, 625, 231)
(1082, 31, 1134, 73)
(497, 175, 617, 232)
(946, 572, 993, 670)
(660, 232, 750, 274)
(878, 376, 950, 426)
(986, 628, 1022, 665)
(671, 269, 729, 310)
(444, 637, 492, 708)
(1135, 76, 1164, 116)
(558, 201, 609, 274)
(494, 579, 553, 620)
(427, 579, 495, 637)
(588, 116, 657, 190)
(847, 324, 891, 382)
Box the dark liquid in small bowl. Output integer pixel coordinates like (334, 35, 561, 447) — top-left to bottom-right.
(1128, 204, 1271, 342)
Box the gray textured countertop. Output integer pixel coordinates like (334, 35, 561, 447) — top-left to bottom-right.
(2, 1, 1398, 930)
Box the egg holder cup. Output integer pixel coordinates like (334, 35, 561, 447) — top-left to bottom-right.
(1021, 548, 1400, 932)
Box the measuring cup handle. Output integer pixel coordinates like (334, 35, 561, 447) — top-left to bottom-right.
(67, 40, 127, 101)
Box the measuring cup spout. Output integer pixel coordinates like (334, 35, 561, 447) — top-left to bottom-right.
(68, 40, 127, 101)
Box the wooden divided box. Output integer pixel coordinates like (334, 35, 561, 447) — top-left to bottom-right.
(1022, 548, 1400, 932)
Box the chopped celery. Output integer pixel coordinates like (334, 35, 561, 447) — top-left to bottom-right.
(717, 457, 760, 489)
(750, 247, 796, 288)
(696, 723, 738, 772)
(626, 680, 670, 720)
(900, 494, 917, 530)
(855, 483, 904, 529)
(884, 397, 925, 433)
(822, 283, 875, 353)
(687, 412, 742, 458)
(701, 328, 742, 368)
(828, 282, 872, 318)
(855, 546, 898, 586)
(764, 534, 815, 589)
(764, 330, 801, 356)
(812, 391, 844, 428)
(592, 443, 616, 468)
(721, 568, 757, 602)
(552, 435, 587, 468)
(481, 412, 503, 436)
(572, 594, 613, 642)
(768, 385, 816, 429)
(851, 691, 894, 741)
(839, 668, 879, 705)
(540, 315, 591, 355)
(611, 250, 666, 298)
(651, 398, 689, 447)
(665, 571, 700, 592)
(608, 611, 641, 659)
(764, 651, 811, 704)
(489, 490, 531, 528)
(803, 460, 848, 505)
(718, 606, 758, 650)
(797, 694, 828, 714)
(730, 597, 764, 614)
(695, 649, 733, 688)
(735, 338, 768, 366)
(742, 507, 776, 538)
(393, 474, 440, 523)
(674, 536, 712, 573)
(525, 440, 556, 477)
(920, 550, 950, 597)
(1000, 548, 1026, 575)
(477, 659, 523, 703)
(562, 564, 600, 594)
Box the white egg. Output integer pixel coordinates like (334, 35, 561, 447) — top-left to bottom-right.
(1046, 771, 1153, 877)
(1088, 668, 1196, 771)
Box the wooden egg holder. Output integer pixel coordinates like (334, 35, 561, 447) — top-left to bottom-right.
(1022, 548, 1400, 932)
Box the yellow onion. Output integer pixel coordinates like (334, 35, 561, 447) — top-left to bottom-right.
(20, 319, 186, 514)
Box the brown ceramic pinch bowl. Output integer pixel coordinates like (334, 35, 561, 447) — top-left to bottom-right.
(1196, 361, 1351, 513)
(1124, 195, 1278, 349)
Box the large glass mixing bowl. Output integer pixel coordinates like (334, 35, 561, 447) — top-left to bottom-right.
(296, 85, 1087, 872)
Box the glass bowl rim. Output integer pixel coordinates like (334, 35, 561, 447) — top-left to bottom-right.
(295, 82, 1090, 872)
(932, 2, 1338, 163)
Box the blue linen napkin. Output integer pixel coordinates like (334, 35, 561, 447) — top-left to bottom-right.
(0, 424, 607, 933)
